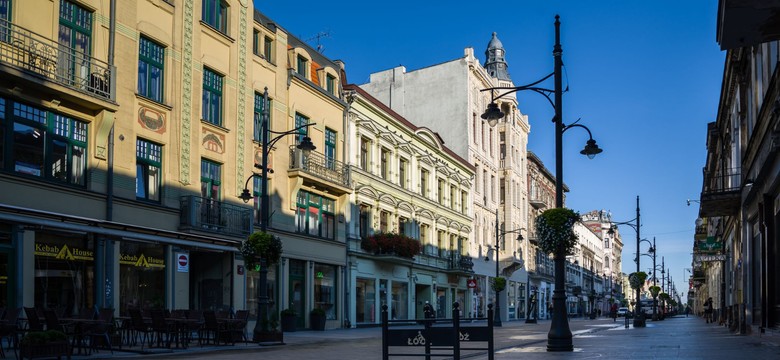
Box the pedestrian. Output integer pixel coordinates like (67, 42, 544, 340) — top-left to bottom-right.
(685, 305, 690, 317)
(704, 297, 713, 323)
(610, 303, 618, 322)
(547, 303, 553, 319)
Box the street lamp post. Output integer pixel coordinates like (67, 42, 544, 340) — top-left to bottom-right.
(608, 196, 644, 327)
(480, 15, 602, 352)
(487, 208, 525, 327)
(240, 88, 316, 342)
(589, 265, 595, 319)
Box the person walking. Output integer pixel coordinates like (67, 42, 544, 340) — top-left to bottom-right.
(685, 305, 690, 317)
(547, 303, 553, 320)
(704, 297, 713, 323)
(610, 303, 618, 322)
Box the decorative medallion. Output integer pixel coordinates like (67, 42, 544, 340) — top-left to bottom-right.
(138, 106, 166, 134)
(202, 129, 225, 154)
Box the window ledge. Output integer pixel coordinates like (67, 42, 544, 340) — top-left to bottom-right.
(201, 119, 231, 133)
(200, 20, 235, 45)
(135, 93, 173, 111)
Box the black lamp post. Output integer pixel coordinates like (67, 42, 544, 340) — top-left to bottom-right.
(608, 196, 644, 327)
(480, 15, 602, 352)
(486, 208, 524, 327)
(589, 265, 595, 319)
(239, 87, 316, 341)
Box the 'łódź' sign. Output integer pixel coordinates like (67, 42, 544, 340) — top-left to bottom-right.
(119, 253, 165, 269)
(35, 243, 94, 261)
(697, 236, 723, 253)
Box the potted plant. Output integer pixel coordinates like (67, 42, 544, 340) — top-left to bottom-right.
(628, 271, 648, 326)
(280, 308, 297, 332)
(534, 208, 580, 255)
(19, 330, 70, 359)
(490, 277, 506, 293)
(649, 285, 661, 320)
(310, 308, 326, 331)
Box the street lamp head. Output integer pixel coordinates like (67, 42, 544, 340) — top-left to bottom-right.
(516, 233, 523, 242)
(648, 246, 655, 253)
(607, 225, 616, 236)
(481, 102, 504, 126)
(580, 139, 603, 159)
(297, 136, 317, 154)
(239, 188, 253, 203)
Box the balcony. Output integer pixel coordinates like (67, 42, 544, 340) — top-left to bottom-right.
(449, 255, 474, 273)
(179, 195, 252, 238)
(529, 189, 549, 209)
(0, 19, 115, 103)
(289, 147, 351, 194)
(699, 167, 741, 217)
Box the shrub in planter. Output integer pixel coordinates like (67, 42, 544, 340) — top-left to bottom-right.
(310, 308, 326, 331)
(490, 277, 507, 292)
(240, 231, 283, 269)
(19, 330, 70, 359)
(628, 272, 648, 290)
(361, 233, 421, 259)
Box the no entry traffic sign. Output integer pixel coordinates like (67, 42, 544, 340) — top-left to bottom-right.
(177, 253, 189, 272)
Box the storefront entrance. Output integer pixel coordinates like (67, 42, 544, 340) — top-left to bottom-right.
(289, 259, 306, 328)
(0, 249, 12, 308)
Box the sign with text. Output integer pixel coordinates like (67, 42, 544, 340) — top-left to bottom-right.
(35, 243, 94, 261)
(119, 253, 165, 268)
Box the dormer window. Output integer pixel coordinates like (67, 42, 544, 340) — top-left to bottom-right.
(326, 74, 336, 95)
(296, 55, 308, 77)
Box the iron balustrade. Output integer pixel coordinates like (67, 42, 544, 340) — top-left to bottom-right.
(289, 146, 351, 188)
(179, 195, 252, 237)
(701, 167, 741, 194)
(0, 19, 115, 102)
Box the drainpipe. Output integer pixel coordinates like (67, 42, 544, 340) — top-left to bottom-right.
(100, 0, 117, 310)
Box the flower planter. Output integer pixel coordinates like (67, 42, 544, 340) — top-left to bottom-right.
(281, 313, 296, 332)
(310, 312, 326, 331)
(254, 330, 284, 344)
(19, 341, 71, 359)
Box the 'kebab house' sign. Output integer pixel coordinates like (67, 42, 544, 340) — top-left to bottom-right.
(119, 253, 165, 269)
(35, 243, 94, 261)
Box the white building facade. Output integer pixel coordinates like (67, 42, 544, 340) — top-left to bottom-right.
(360, 35, 531, 322)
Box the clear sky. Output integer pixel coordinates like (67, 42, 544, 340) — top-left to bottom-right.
(254, 0, 725, 301)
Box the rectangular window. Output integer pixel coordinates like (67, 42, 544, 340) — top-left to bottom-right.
(450, 185, 457, 210)
(491, 175, 495, 202)
(438, 231, 446, 257)
(420, 169, 428, 197)
(252, 29, 259, 55)
(420, 224, 429, 245)
(500, 179, 505, 204)
(264, 36, 273, 62)
(138, 36, 165, 103)
(295, 190, 335, 239)
(325, 128, 336, 170)
(202, 0, 227, 33)
(379, 211, 389, 233)
(294, 113, 309, 143)
(0, 0, 11, 42)
(399, 217, 408, 236)
(58, 0, 92, 86)
(199, 159, 221, 228)
(5, 100, 87, 185)
(253, 92, 272, 142)
(380, 148, 389, 180)
(296, 55, 308, 77)
(359, 204, 370, 239)
(360, 137, 369, 170)
(438, 179, 445, 204)
(202, 68, 223, 126)
(461, 191, 468, 214)
(136, 139, 162, 201)
(326, 74, 336, 94)
(399, 158, 407, 189)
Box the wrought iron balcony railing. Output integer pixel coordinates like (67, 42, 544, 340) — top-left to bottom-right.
(700, 167, 740, 217)
(179, 195, 251, 238)
(0, 18, 114, 102)
(450, 255, 474, 272)
(289, 147, 351, 189)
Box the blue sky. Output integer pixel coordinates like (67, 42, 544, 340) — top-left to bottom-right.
(254, 0, 725, 300)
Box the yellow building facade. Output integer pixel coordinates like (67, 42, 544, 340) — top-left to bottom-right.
(0, 0, 350, 330)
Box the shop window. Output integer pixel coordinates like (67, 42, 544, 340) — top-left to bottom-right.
(119, 242, 165, 314)
(246, 263, 277, 320)
(313, 264, 337, 320)
(34, 234, 95, 317)
(295, 190, 336, 239)
(356, 278, 375, 323)
(391, 282, 408, 320)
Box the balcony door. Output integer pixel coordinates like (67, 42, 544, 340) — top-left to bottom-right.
(58, 0, 92, 87)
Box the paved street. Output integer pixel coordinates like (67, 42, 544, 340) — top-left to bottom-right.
(29, 315, 776, 360)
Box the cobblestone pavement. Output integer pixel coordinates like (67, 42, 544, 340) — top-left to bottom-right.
(5, 316, 779, 359)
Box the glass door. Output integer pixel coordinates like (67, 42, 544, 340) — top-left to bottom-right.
(0, 249, 13, 308)
(289, 259, 306, 328)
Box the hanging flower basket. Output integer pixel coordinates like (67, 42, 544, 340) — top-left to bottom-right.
(534, 208, 580, 255)
(490, 277, 506, 292)
(628, 271, 648, 290)
(649, 285, 661, 298)
(240, 231, 283, 269)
